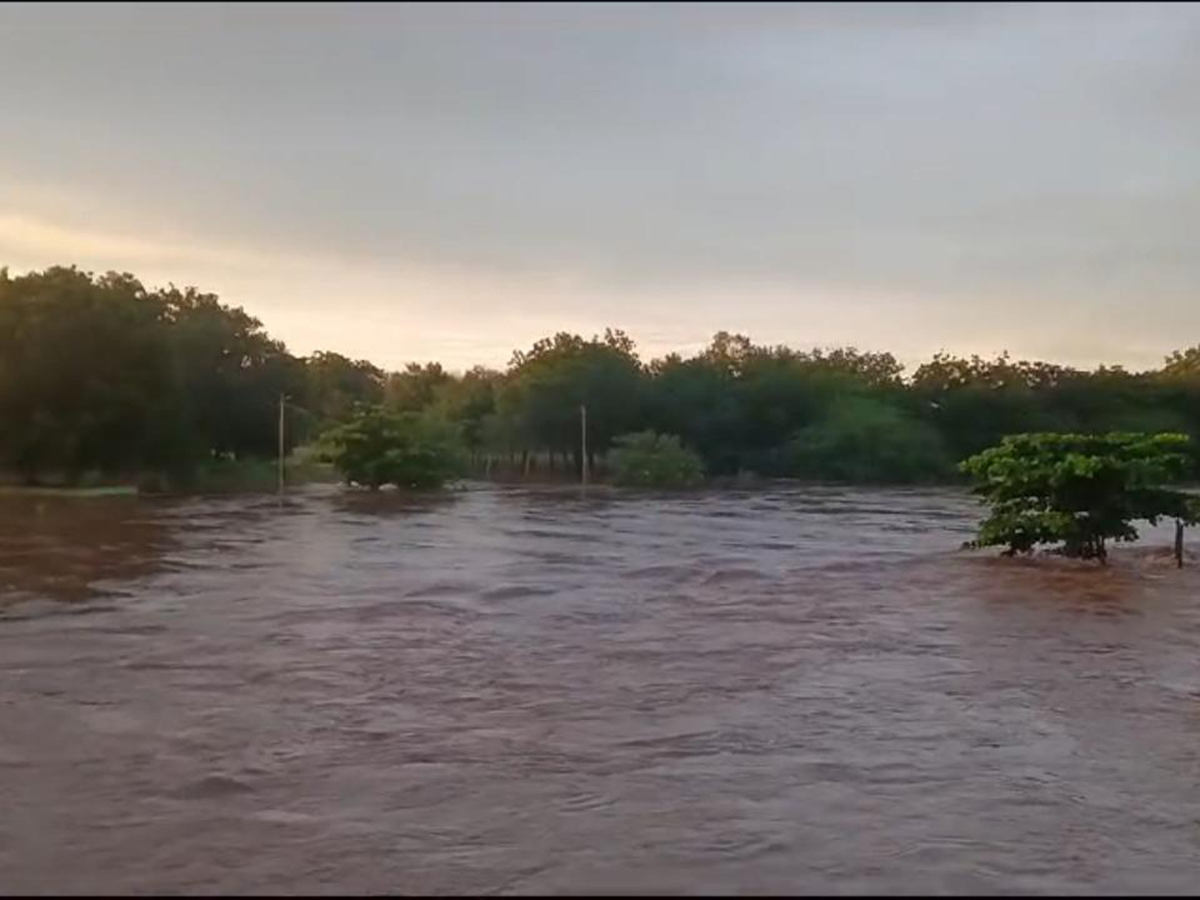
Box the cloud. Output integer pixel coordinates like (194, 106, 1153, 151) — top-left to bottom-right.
(0, 214, 270, 272)
(1, 2, 1199, 371)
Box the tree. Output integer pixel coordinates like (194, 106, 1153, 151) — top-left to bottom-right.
(0, 267, 317, 484)
(160, 283, 307, 463)
(910, 352, 1057, 460)
(645, 352, 743, 475)
(303, 351, 386, 432)
(643, 335, 910, 478)
(432, 366, 500, 462)
(609, 431, 705, 488)
(0, 267, 178, 482)
(10, 260, 1200, 496)
(385, 362, 452, 413)
(788, 396, 951, 484)
(503, 330, 645, 473)
(1163, 346, 1200, 379)
(323, 407, 464, 490)
(959, 432, 1199, 562)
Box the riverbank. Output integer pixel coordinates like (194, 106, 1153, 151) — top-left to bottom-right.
(0, 456, 340, 498)
(0, 484, 139, 498)
(3, 459, 1196, 499)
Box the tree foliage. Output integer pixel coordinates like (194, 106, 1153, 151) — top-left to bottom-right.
(323, 407, 464, 490)
(496, 329, 643, 474)
(609, 431, 705, 488)
(0, 266, 307, 483)
(960, 433, 1199, 561)
(304, 351, 386, 433)
(788, 396, 950, 484)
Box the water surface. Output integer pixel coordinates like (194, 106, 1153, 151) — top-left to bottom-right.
(2, 484, 1199, 894)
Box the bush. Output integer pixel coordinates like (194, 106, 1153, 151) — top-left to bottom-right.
(610, 431, 705, 488)
(787, 396, 952, 484)
(324, 407, 464, 490)
(286, 443, 340, 485)
(959, 432, 1199, 561)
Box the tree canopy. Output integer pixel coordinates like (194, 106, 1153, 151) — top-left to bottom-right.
(960, 432, 1200, 561)
(609, 431, 705, 489)
(322, 408, 463, 490)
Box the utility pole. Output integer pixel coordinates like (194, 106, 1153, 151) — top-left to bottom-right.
(278, 393, 286, 496)
(580, 404, 588, 487)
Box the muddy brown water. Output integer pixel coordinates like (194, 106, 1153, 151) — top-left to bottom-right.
(2, 483, 1200, 895)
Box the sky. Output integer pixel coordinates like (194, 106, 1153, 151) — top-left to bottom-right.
(2, 1, 1199, 373)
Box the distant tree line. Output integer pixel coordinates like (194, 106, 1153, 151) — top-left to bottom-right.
(3, 265, 1200, 486)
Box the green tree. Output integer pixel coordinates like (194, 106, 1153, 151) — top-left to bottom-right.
(788, 396, 951, 484)
(11, 260, 1200, 495)
(610, 430, 705, 488)
(431, 366, 500, 463)
(0, 267, 178, 482)
(645, 335, 908, 478)
(303, 351, 386, 432)
(161, 284, 306, 463)
(960, 432, 1199, 562)
(385, 362, 453, 413)
(502, 329, 645, 473)
(1163, 346, 1200, 379)
(324, 407, 464, 490)
(645, 352, 743, 475)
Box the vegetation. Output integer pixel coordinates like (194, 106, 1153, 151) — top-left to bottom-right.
(960, 433, 1200, 561)
(323, 408, 463, 490)
(5, 264, 1200, 492)
(787, 396, 949, 484)
(609, 431, 705, 488)
(0, 266, 307, 487)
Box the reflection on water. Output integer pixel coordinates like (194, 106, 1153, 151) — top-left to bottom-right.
(2, 483, 1199, 894)
(0, 494, 176, 608)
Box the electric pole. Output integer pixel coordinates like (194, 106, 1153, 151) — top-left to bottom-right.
(580, 404, 588, 487)
(278, 393, 286, 496)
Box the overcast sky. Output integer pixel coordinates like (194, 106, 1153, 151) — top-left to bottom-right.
(2, 2, 1198, 372)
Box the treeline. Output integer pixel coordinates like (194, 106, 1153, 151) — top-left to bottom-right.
(3, 265, 1200, 486)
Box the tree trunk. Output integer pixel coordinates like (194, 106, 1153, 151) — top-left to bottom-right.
(1176, 520, 1185, 569)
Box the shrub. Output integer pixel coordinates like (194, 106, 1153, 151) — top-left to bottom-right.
(610, 431, 705, 488)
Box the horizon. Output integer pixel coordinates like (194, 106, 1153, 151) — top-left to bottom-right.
(3, 2, 1199, 372)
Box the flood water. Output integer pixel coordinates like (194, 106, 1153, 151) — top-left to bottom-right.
(2, 483, 1200, 895)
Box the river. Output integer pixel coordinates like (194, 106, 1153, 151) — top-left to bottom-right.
(2, 484, 1199, 894)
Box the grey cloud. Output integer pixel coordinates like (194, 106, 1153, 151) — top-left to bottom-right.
(2, 2, 1199, 364)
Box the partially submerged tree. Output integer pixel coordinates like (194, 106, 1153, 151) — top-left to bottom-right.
(323, 407, 464, 490)
(960, 432, 1199, 562)
(610, 431, 705, 488)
